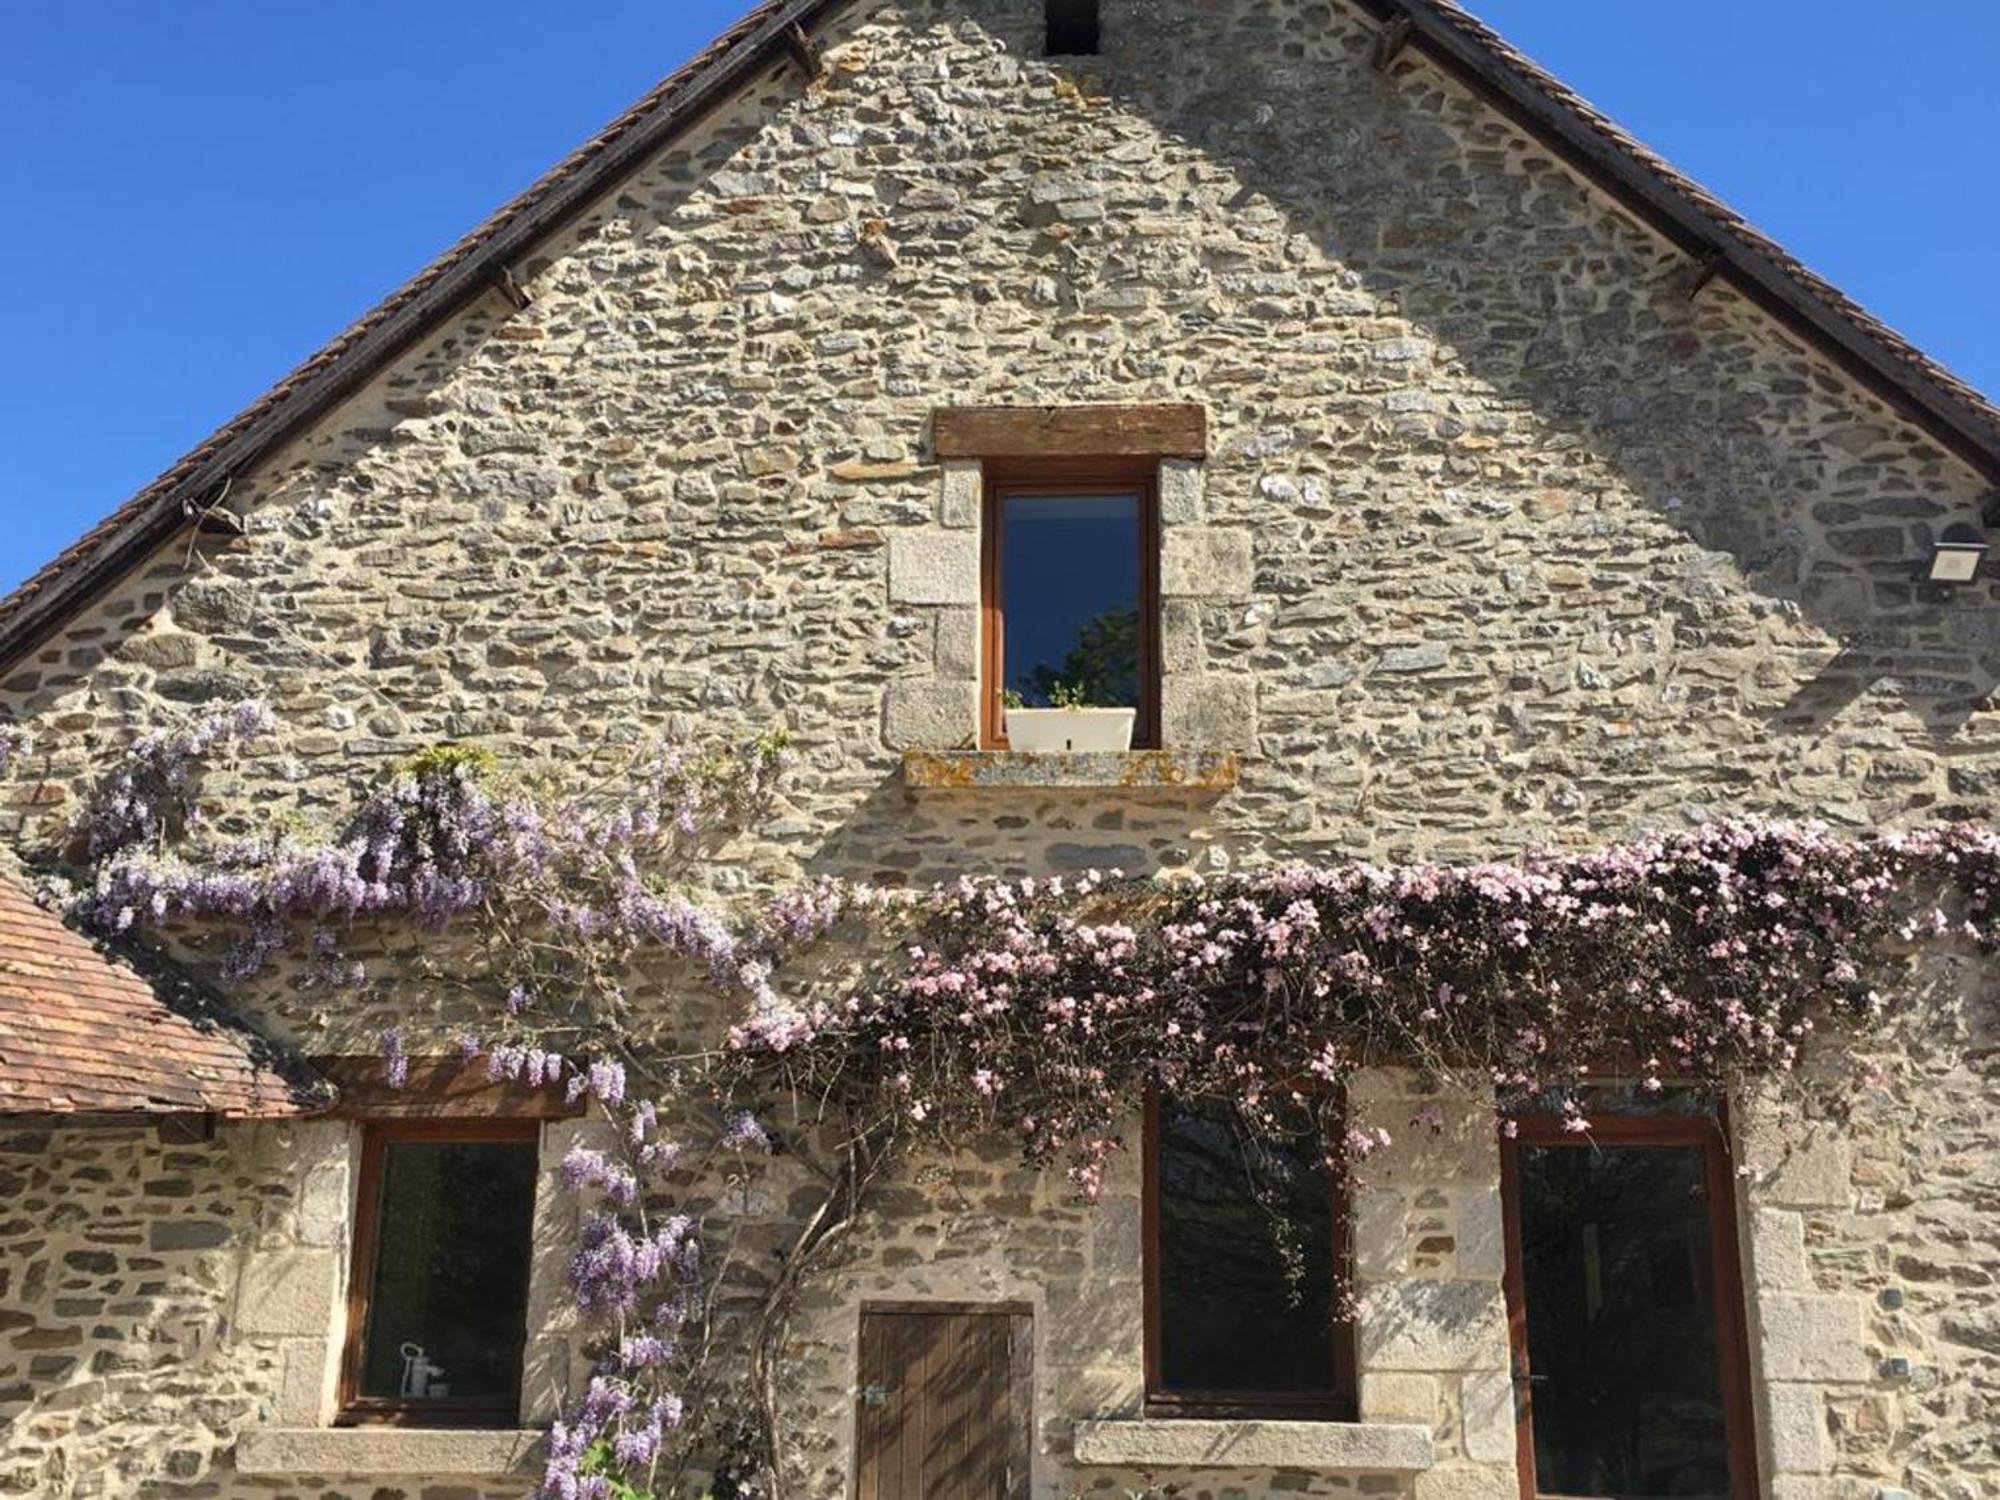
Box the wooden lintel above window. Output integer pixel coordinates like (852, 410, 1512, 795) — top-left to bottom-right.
(934, 404, 1207, 461)
(314, 1055, 585, 1121)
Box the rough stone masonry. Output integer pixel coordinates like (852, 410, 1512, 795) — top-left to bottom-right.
(0, 1, 1995, 1497)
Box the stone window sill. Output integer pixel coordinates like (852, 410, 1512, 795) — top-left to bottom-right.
(1072, 1419, 1436, 1471)
(234, 1427, 543, 1477)
(902, 749, 1238, 793)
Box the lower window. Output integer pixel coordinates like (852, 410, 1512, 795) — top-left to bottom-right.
(338, 1120, 540, 1426)
(1144, 1095, 1356, 1418)
(1501, 1097, 1755, 1500)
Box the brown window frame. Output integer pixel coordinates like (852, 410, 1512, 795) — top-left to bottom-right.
(336, 1117, 542, 1429)
(979, 458, 1163, 752)
(1499, 1105, 1759, 1500)
(1141, 1091, 1359, 1421)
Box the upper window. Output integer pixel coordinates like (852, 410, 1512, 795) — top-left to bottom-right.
(1502, 1100, 1754, 1500)
(1144, 1096, 1356, 1418)
(982, 466, 1160, 749)
(338, 1120, 540, 1426)
(1045, 0, 1101, 56)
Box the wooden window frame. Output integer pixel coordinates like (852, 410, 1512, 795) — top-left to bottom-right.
(979, 457, 1163, 751)
(1141, 1092, 1359, 1421)
(336, 1117, 542, 1428)
(1498, 1106, 1759, 1500)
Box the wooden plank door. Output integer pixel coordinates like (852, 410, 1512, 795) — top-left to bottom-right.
(854, 1304, 1032, 1500)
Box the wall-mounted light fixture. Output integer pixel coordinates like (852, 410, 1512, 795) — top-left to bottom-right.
(1924, 523, 1990, 588)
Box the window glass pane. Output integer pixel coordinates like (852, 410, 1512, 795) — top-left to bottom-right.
(999, 493, 1141, 709)
(358, 1137, 538, 1403)
(1518, 1143, 1730, 1500)
(1157, 1101, 1338, 1395)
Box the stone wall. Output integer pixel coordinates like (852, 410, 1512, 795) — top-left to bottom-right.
(762, 1034, 2000, 1500)
(1741, 954, 2000, 1500)
(0, 1118, 586, 1500)
(10, 1033, 1992, 1500)
(0, 0, 1996, 1496)
(3, 0, 1993, 874)
(757, 1077, 1495, 1500)
(0, 1120, 317, 1499)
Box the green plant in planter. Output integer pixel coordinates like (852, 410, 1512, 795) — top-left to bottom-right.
(1008, 688, 1104, 716)
(1001, 681, 1099, 710)
(1046, 680, 1094, 710)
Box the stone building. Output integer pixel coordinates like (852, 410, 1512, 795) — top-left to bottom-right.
(1, 1, 1996, 1498)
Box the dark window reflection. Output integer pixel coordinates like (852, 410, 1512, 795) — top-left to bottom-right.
(999, 493, 1142, 710)
(1157, 1101, 1339, 1396)
(1518, 1143, 1730, 1500)
(358, 1138, 538, 1404)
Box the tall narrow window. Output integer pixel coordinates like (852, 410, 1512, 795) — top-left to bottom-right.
(1144, 1097, 1356, 1417)
(339, 1121, 540, 1426)
(982, 466, 1159, 749)
(1045, 0, 1100, 56)
(1501, 1096, 1755, 1500)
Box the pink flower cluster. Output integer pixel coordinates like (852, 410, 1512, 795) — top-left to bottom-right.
(734, 821, 1998, 1197)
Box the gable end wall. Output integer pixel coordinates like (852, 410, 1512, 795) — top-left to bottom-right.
(0, 3, 1994, 1497)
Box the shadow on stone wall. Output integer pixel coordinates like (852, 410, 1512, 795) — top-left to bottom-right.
(68, 0, 2000, 873)
(970, 3, 2000, 743)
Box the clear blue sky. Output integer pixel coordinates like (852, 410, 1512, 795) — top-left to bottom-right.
(3, 2, 1994, 594)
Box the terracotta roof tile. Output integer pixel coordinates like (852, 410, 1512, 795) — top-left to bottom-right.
(0, 870, 323, 1118)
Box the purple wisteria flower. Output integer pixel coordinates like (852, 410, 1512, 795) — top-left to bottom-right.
(718, 1111, 771, 1154)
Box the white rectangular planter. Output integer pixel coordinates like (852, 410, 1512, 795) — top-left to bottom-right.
(1004, 707, 1137, 752)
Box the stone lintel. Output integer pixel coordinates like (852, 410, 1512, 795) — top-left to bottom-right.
(234, 1427, 544, 1477)
(1072, 1418, 1435, 1471)
(902, 749, 1238, 793)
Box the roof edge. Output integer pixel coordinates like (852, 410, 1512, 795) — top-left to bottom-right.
(2, 0, 1996, 675)
(0, 0, 845, 675)
(1364, 0, 2000, 481)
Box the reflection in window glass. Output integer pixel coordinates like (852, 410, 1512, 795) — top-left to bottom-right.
(1156, 1101, 1339, 1397)
(1518, 1143, 1730, 1500)
(999, 493, 1142, 710)
(357, 1138, 538, 1404)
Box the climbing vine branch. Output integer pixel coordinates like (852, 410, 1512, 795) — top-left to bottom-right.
(18, 700, 1996, 1499)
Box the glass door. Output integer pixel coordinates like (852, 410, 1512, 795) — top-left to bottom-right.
(1500, 1109, 1757, 1500)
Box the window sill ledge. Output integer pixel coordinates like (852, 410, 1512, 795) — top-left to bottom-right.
(235, 1428, 543, 1477)
(902, 749, 1238, 794)
(1072, 1419, 1435, 1472)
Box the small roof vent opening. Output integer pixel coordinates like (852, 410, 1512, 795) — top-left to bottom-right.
(1046, 0, 1101, 56)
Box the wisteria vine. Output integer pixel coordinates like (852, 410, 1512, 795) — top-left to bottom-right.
(16, 701, 1998, 1499)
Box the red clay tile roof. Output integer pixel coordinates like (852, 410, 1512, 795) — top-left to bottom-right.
(0, 0, 1994, 669)
(0, 871, 322, 1118)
